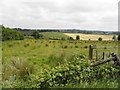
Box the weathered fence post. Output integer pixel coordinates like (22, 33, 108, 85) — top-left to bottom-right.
(102, 52, 105, 59)
(96, 50, 98, 61)
(108, 52, 111, 58)
(89, 45, 93, 60)
(90, 53, 120, 67)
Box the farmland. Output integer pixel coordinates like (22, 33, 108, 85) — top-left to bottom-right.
(2, 30, 120, 88)
(2, 36, 119, 88)
(64, 33, 114, 40)
(41, 32, 70, 39)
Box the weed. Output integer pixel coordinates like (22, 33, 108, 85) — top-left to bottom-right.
(24, 43, 30, 47)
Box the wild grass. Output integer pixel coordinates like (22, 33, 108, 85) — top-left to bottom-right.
(2, 38, 120, 88)
(3, 57, 33, 81)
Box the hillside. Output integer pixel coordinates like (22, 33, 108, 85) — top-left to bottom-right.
(41, 32, 70, 39)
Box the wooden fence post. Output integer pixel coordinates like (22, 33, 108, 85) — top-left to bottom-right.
(102, 52, 105, 59)
(89, 45, 93, 60)
(108, 52, 111, 58)
(96, 50, 98, 61)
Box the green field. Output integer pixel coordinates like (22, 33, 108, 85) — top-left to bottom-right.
(41, 32, 70, 39)
(2, 32, 120, 88)
(2, 39, 118, 88)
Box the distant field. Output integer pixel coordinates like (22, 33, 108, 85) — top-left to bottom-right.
(41, 32, 69, 39)
(64, 33, 114, 40)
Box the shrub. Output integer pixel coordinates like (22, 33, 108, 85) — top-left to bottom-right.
(79, 54, 85, 59)
(24, 36, 34, 39)
(112, 35, 116, 41)
(53, 41, 56, 43)
(45, 44, 49, 47)
(68, 37, 74, 40)
(84, 46, 88, 49)
(74, 42, 77, 45)
(31, 31, 43, 39)
(104, 47, 107, 49)
(75, 45, 79, 48)
(49, 41, 51, 43)
(118, 35, 120, 41)
(64, 45, 68, 48)
(3, 57, 33, 81)
(24, 43, 30, 47)
(98, 37, 102, 41)
(8, 44, 13, 47)
(2, 27, 24, 41)
(61, 37, 65, 40)
(76, 35, 80, 40)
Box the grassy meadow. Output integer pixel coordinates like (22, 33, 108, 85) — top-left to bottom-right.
(2, 32, 120, 88)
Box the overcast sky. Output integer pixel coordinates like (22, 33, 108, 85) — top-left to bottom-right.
(0, 0, 119, 31)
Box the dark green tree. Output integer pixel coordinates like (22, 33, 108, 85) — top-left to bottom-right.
(31, 31, 43, 39)
(2, 27, 24, 41)
(112, 35, 116, 41)
(98, 37, 102, 41)
(76, 35, 80, 40)
(118, 35, 120, 41)
(68, 37, 74, 40)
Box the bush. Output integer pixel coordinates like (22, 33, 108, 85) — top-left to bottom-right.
(84, 46, 88, 49)
(49, 41, 52, 43)
(24, 36, 34, 39)
(75, 45, 79, 48)
(31, 31, 43, 39)
(64, 45, 68, 48)
(2, 27, 24, 41)
(30, 56, 120, 88)
(45, 44, 49, 47)
(68, 37, 74, 40)
(3, 57, 33, 81)
(98, 37, 102, 41)
(61, 37, 65, 40)
(118, 35, 120, 41)
(79, 54, 85, 59)
(112, 35, 116, 41)
(8, 44, 13, 47)
(24, 43, 30, 47)
(76, 35, 80, 40)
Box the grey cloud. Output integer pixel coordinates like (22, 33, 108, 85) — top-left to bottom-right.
(1, 0, 119, 31)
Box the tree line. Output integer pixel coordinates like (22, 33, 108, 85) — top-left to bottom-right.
(1, 25, 120, 41)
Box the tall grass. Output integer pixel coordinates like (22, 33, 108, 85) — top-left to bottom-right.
(3, 57, 33, 81)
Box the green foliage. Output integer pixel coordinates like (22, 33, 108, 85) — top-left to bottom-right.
(118, 35, 120, 41)
(31, 31, 43, 39)
(68, 37, 74, 40)
(112, 35, 116, 41)
(41, 32, 70, 40)
(3, 57, 33, 81)
(24, 36, 34, 39)
(98, 37, 102, 41)
(2, 26, 24, 41)
(2, 39, 120, 88)
(76, 35, 80, 40)
(30, 57, 120, 88)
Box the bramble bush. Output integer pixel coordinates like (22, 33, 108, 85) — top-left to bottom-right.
(2, 55, 120, 88)
(30, 56, 120, 88)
